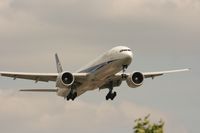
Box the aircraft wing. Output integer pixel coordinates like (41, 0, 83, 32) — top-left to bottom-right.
(0, 71, 88, 83)
(0, 72, 58, 82)
(142, 68, 190, 79)
(99, 68, 190, 90)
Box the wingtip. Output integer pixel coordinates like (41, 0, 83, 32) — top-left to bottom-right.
(185, 68, 191, 71)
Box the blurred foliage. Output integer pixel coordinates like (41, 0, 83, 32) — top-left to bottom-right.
(133, 114, 164, 133)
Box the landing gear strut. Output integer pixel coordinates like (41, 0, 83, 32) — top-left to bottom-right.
(122, 65, 128, 79)
(106, 81, 117, 100)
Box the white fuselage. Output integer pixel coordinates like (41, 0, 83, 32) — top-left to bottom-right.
(57, 46, 133, 97)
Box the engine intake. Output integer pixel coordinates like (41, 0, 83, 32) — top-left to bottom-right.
(126, 72, 144, 88)
(56, 72, 75, 88)
(61, 72, 74, 86)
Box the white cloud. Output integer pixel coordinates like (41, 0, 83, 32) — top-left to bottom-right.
(0, 90, 188, 133)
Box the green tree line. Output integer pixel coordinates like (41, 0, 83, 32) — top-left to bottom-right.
(133, 114, 164, 133)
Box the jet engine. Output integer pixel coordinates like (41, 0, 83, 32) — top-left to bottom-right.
(126, 72, 144, 88)
(56, 72, 75, 88)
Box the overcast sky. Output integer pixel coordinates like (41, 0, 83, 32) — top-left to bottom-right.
(0, 0, 199, 133)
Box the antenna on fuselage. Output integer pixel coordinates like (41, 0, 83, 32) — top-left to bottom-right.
(55, 53, 63, 73)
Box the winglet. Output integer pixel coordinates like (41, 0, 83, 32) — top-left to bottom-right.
(55, 53, 63, 73)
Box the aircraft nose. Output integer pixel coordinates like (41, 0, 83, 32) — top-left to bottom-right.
(122, 51, 133, 64)
(127, 51, 133, 59)
(127, 52, 133, 61)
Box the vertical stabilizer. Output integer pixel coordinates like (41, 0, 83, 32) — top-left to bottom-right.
(55, 53, 63, 73)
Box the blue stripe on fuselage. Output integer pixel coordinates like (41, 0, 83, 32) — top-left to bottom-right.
(79, 60, 117, 73)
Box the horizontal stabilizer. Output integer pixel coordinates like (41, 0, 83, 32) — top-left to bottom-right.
(20, 89, 57, 92)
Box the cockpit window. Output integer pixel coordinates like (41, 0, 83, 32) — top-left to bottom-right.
(120, 49, 131, 52)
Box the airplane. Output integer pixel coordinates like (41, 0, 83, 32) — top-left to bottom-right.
(0, 46, 189, 101)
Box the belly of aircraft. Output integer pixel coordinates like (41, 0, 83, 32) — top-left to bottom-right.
(78, 61, 122, 91)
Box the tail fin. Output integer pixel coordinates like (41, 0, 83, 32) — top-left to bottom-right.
(55, 53, 63, 73)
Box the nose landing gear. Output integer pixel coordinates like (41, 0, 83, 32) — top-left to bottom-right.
(122, 65, 128, 79)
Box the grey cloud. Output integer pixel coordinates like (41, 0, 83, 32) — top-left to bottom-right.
(0, 90, 187, 133)
(0, 0, 199, 55)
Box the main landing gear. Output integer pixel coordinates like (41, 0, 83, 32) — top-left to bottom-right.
(105, 65, 128, 101)
(106, 81, 117, 100)
(66, 90, 77, 101)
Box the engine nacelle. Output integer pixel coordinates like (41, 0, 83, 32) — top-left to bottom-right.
(56, 72, 75, 88)
(126, 72, 144, 88)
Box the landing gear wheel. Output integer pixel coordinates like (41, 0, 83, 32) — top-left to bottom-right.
(106, 91, 111, 100)
(71, 92, 77, 101)
(111, 92, 117, 100)
(105, 91, 117, 100)
(106, 95, 109, 100)
(66, 96, 70, 101)
(105, 81, 117, 101)
(66, 91, 77, 101)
